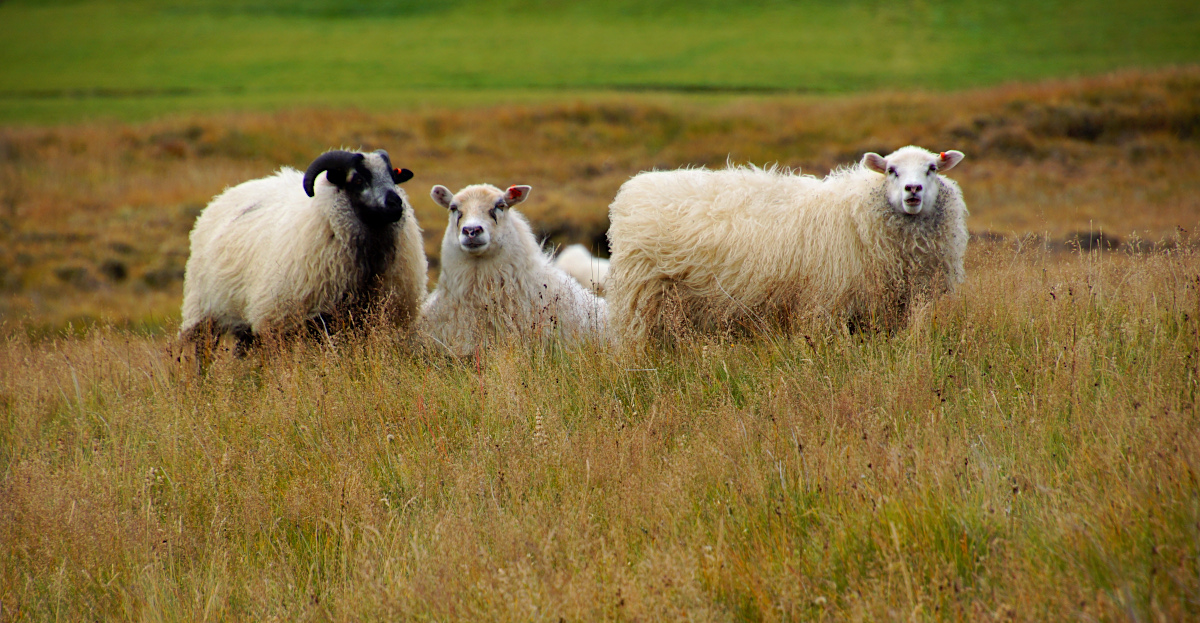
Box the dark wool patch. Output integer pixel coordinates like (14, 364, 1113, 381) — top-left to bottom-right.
(310, 221, 400, 334)
(342, 223, 400, 315)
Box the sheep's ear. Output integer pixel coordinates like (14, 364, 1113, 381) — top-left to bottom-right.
(303, 150, 363, 197)
(936, 150, 965, 171)
(430, 185, 455, 210)
(391, 168, 414, 185)
(862, 153, 888, 175)
(503, 185, 532, 206)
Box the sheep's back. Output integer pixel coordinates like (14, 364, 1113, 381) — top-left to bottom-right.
(183, 169, 335, 329)
(609, 167, 851, 304)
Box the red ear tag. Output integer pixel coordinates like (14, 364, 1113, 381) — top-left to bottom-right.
(939, 152, 946, 159)
(509, 187, 522, 198)
(395, 168, 401, 176)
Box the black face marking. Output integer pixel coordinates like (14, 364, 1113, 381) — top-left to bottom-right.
(350, 156, 416, 228)
(351, 161, 374, 188)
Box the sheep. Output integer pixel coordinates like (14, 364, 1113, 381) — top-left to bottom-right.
(553, 244, 610, 294)
(418, 183, 607, 356)
(605, 146, 968, 344)
(179, 149, 428, 355)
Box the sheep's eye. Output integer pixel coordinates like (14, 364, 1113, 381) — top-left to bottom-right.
(488, 207, 499, 220)
(887, 168, 897, 176)
(928, 165, 937, 173)
(449, 205, 458, 212)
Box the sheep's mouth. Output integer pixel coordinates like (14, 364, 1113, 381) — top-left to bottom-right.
(904, 196, 922, 207)
(461, 240, 488, 251)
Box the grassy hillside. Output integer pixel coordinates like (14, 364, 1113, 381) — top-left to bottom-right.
(1, 0, 1198, 123)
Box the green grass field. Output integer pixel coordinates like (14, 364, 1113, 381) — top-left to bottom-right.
(2, 0, 1198, 123)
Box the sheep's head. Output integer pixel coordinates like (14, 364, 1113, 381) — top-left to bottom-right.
(303, 149, 415, 227)
(862, 146, 964, 216)
(430, 183, 532, 257)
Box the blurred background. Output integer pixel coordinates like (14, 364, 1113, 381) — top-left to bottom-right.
(1, 0, 1198, 334)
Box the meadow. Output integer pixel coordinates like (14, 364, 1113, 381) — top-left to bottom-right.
(2, 228, 1198, 620)
(2, 0, 1200, 619)
(1, 66, 1198, 621)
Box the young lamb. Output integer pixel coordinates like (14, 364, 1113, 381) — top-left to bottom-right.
(606, 146, 968, 344)
(180, 149, 428, 354)
(553, 244, 610, 295)
(418, 184, 607, 356)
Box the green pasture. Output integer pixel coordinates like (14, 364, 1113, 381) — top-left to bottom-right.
(1, 0, 1198, 123)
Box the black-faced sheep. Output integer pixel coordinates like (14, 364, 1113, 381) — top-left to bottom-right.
(179, 149, 428, 354)
(553, 244, 610, 295)
(418, 184, 607, 356)
(605, 146, 968, 343)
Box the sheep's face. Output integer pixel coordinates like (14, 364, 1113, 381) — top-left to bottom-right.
(863, 147, 964, 216)
(431, 184, 532, 257)
(303, 149, 415, 228)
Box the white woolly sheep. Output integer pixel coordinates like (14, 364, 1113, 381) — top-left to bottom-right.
(179, 149, 428, 354)
(606, 146, 968, 343)
(418, 184, 607, 356)
(553, 244, 610, 295)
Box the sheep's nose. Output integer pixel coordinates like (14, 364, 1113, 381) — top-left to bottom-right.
(462, 225, 484, 238)
(905, 184, 923, 193)
(384, 190, 404, 211)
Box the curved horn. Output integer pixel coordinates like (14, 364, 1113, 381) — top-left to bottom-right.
(303, 150, 362, 197)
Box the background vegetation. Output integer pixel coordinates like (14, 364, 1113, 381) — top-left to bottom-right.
(1, 0, 1198, 123)
(2, 69, 1197, 333)
(1, 0, 1199, 620)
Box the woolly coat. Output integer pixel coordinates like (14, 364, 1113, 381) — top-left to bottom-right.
(419, 196, 607, 356)
(180, 168, 427, 339)
(605, 163, 967, 343)
(554, 244, 610, 295)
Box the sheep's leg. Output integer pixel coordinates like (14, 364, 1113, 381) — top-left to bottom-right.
(306, 312, 338, 342)
(180, 319, 221, 374)
(232, 327, 258, 358)
(846, 312, 866, 335)
(619, 276, 670, 345)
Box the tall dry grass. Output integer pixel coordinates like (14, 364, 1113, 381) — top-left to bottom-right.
(2, 67, 1199, 333)
(2, 239, 1197, 620)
